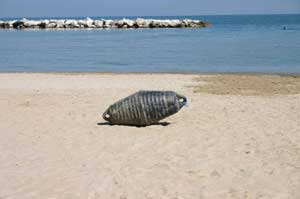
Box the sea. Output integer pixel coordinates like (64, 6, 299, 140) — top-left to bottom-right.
(0, 14, 300, 73)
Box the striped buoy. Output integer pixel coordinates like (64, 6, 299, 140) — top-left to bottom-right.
(103, 91, 187, 126)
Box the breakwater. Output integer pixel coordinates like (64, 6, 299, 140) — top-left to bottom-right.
(0, 17, 209, 29)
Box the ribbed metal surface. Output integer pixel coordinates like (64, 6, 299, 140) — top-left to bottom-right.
(103, 91, 187, 126)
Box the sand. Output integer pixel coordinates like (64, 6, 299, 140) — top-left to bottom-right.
(0, 73, 300, 199)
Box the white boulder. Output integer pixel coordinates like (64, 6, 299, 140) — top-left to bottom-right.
(103, 20, 114, 28)
(55, 20, 65, 28)
(169, 20, 181, 28)
(151, 20, 163, 28)
(64, 20, 80, 28)
(24, 20, 41, 27)
(85, 17, 94, 27)
(117, 18, 134, 28)
(136, 18, 145, 27)
(94, 20, 104, 28)
(0, 17, 208, 29)
(78, 17, 94, 28)
(46, 22, 57, 28)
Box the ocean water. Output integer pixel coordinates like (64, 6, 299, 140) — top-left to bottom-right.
(0, 14, 300, 73)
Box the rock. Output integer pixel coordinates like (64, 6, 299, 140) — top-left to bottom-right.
(55, 20, 65, 28)
(9, 21, 15, 28)
(180, 19, 190, 27)
(23, 20, 41, 28)
(144, 20, 152, 27)
(161, 20, 171, 28)
(64, 20, 80, 28)
(85, 17, 94, 27)
(41, 20, 50, 25)
(78, 20, 86, 27)
(124, 19, 134, 27)
(150, 20, 163, 28)
(1, 21, 14, 28)
(183, 19, 192, 25)
(78, 17, 94, 28)
(46, 22, 57, 28)
(94, 20, 104, 28)
(39, 20, 49, 28)
(149, 20, 156, 28)
(135, 18, 146, 28)
(198, 21, 209, 27)
(12, 21, 25, 29)
(1, 22, 11, 28)
(0, 18, 209, 29)
(111, 20, 119, 28)
(116, 19, 124, 28)
(169, 20, 181, 28)
(103, 20, 114, 28)
(117, 18, 134, 28)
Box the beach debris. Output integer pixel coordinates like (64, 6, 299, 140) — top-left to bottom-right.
(103, 91, 187, 126)
(0, 18, 209, 29)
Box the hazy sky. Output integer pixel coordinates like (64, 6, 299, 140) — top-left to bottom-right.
(0, 0, 299, 18)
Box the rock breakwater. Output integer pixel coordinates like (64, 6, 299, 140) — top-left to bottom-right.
(0, 17, 209, 29)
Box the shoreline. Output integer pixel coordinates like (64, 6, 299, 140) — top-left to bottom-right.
(1, 73, 300, 96)
(1, 71, 300, 77)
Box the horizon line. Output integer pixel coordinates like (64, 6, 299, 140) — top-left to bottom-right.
(1, 12, 300, 20)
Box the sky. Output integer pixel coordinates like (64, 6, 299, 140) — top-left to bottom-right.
(0, 0, 299, 18)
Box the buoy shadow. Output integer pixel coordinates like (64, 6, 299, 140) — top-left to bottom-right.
(97, 121, 171, 127)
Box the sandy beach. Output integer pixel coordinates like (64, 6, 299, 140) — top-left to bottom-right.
(0, 73, 300, 199)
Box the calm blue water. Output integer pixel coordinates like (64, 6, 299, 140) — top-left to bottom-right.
(0, 14, 300, 73)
